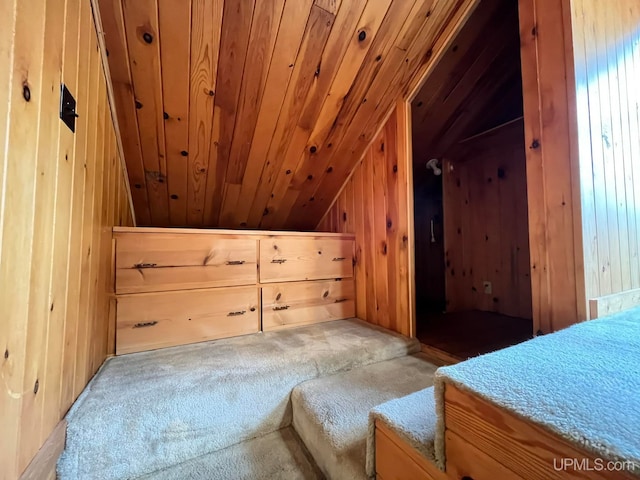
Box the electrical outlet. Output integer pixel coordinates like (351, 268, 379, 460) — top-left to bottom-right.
(483, 281, 492, 294)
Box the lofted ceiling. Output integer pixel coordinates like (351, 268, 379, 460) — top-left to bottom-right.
(99, 0, 471, 229)
(411, 0, 523, 165)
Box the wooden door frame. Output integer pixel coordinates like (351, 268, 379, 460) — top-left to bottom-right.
(399, 0, 586, 337)
(399, 0, 482, 338)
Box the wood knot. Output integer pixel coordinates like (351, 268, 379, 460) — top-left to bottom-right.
(142, 32, 153, 44)
(358, 30, 366, 42)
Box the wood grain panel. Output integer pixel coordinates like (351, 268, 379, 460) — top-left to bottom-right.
(0, 1, 134, 476)
(589, 288, 640, 319)
(262, 279, 355, 331)
(518, 0, 585, 332)
(122, 0, 170, 225)
(115, 235, 258, 293)
(443, 120, 532, 319)
(99, 0, 476, 230)
(259, 237, 353, 283)
(98, 0, 151, 225)
(187, 0, 223, 225)
(571, 0, 640, 310)
(204, 0, 256, 225)
(317, 107, 414, 336)
(116, 286, 260, 354)
(158, 0, 191, 226)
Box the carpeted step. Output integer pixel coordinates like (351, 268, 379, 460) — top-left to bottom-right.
(137, 427, 323, 480)
(366, 387, 438, 477)
(58, 319, 418, 480)
(291, 354, 437, 480)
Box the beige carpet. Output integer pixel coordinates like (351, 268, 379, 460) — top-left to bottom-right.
(58, 319, 418, 480)
(292, 354, 437, 480)
(137, 428, 323, 480)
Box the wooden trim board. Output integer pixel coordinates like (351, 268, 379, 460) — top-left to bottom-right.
(18, 420, 66, 480)
(114, 226, 355, 239)
(589, 288, 640, 319)
(375, 420, 445, 480)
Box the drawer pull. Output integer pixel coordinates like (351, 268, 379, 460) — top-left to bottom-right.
(134, 263, 157, 269)
(133, 321, 158, 329)
(334, 298, 348, 303)
(271, 259, 287, 264)
(225, 260, 245, 265)
(273, 305, 290, 311)
(227, 310, 246, 317)
(332, 257, 346, 262)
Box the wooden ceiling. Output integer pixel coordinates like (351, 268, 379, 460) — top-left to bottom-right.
(98, 0, 471, 229)
(411, 0, 523, 165)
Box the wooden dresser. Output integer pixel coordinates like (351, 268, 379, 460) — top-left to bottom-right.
(113, 227, 355, 354)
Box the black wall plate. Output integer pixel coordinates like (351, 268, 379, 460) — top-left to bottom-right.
(60, 84, 78, 133)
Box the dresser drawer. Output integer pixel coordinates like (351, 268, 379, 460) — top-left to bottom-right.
(262, 280, 355, 331)
(116, 287, 259, 354)
(115, 233, 257, 293)
(259, 238, 353, 283)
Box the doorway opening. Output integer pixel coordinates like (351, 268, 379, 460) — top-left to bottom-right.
(411, 0, 533, 363)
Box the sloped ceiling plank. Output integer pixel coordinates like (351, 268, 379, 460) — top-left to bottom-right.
(186, 0, 223, 225)
(411, 0, 503, 130)
(285, 0, 439, 227)
(158, 0, 192, 226)
(228, 0, 314, 227)
(218, 0, 286, 226)
(261, 0, 390, 229)
(101, 0, 476, 229)
(122, 0, 170, 225)
(413, 2, 516, 157)
(98, 0, 151, 224)
(223, 0, 285, 185)
(244, 5, 337, 227)
(290, 0, 470, 228)
(283, 0, 427, 227)
(203, 0, 256, 225)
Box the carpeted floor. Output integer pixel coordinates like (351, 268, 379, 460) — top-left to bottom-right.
(292, 354, 437, 480)
(58, 318, 419, 480)
(137, 428, 323, 480)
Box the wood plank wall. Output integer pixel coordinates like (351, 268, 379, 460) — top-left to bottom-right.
(317, 106, 414, 336)
(442, 120, 532, 319)
(571, 0, 640, 315)
(0, 0, 134, 477)
(518, 0, 585, 333)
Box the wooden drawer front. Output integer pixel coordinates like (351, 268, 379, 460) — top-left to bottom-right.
(115, 234, 257, 293)
(116, 287, 259, 354)
(262, 280, 355, 331)
(259, 238, 353, 283)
